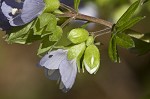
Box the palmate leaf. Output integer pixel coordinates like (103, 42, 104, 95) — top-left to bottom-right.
(116, 0, 140, 27)
(108, 33, 120, 63)
(74, 0, 80, 12)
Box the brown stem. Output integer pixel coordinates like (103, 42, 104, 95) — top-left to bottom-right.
(57, 12, 113, 28)
(60, 3, 77, 13)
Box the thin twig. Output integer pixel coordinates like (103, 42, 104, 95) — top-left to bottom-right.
(61, 17, 75, 28)
(90, 27, 111, 34)
(60, 3, 77, 13)
(94, 31, 111, 39)
(57, 12, 113, 28)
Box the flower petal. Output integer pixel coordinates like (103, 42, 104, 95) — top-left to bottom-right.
(1, 0, 23, 19)
(3, 0, 23, 9)
(1, 1, 13, 19)
(59, 58, 77, 90)
(39, 49, 68, 69)
(20, 0, 45, 25)
(9, 0, 45, 26)
(59, 81, 70, 93)
(45, 69, 60, 80)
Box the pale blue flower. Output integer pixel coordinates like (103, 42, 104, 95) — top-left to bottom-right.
(0, 0, 45, 30)
(39, 49, 77, 92)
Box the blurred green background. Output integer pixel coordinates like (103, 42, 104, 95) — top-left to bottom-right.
(0, 0, 150, 99)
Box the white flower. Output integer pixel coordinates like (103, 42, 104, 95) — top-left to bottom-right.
(39, 49, 77, 92)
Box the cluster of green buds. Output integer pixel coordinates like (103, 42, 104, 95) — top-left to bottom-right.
(67, 28, 100, 74)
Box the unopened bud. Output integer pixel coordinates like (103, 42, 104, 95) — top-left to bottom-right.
(44, 0, 60, 12)
(68, 28, 89, 44)
(83, 44, 100, 74)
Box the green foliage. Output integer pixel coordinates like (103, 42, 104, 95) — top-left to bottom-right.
(116, 0, 140, 27)
(49, 26, 63, 41)
(108, 0, 147, 62)
(116, 33, 135, 49)
(2, 0, 150, 77)
(116, 16, 145, 32)
(37, 36, 56, 56)
(108, 34, 120, 63)
(6, 21, 34, 44)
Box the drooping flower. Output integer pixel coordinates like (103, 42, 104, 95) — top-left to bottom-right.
(0, 0, 45, 30)
(39, 49, 77, 92)
(39, 43, 86, 92)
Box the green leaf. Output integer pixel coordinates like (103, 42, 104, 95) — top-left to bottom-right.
(6, 22, 33, 43)
(130, 37, 150, 55)
(116, 33, 135, 49)
(108, 34, 120, 63)
(116, 0, 140, 27)
(26, 29, 41, 44)
(33, 19, 45, 35)
(49, 26, 63, 41)
(117, 16, 145, 32)
(45, 18, 57, 32)
(125, 29, 150, 43)
(6, 34, 28, 44)
(38, 13, 57, 29)
(125, 29, 144, 39)
(37, 36, 56, 56)
(74, 0, 80, 12)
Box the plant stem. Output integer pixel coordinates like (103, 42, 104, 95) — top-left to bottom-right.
(60, 3, 77, 13)
(57, 12, 113, 28)
(60, 17, 75, 28)
(94, 31, 111, 39)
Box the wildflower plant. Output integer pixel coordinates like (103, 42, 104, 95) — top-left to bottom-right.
(0, 0, 150, 92)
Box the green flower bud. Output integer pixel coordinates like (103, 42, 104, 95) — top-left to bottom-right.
(86, 36, 94, 46)
(68, 28, 89, 44)
(67, 42, 86, 60)
(44, 0, 60, 12)
(67, 42, 86, 72)
(83, 44, 100, 74)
